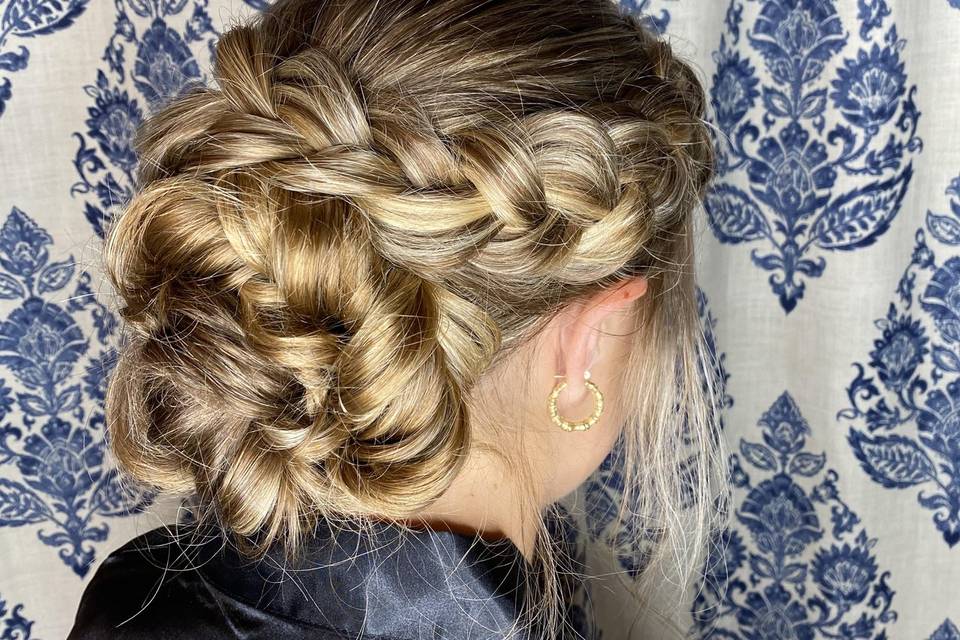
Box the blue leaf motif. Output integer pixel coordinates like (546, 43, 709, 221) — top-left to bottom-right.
(0, 478, 49, 525)
(932, 346, 960, 374)
(749, 553, 775, 579)
(927, 211, 960, 246)
(0, 47, 29, 72)
(126, 0, 153, 18)
(56, 383, 82, 413)
(799, 89, 828, 119)
(789, 452, 826, 477)
(848, 430, 936, 488)
(0, 273, 24, 300)
(761, 86, 791, 117)
(38, 256, 76, 294)
(2, 0, 91, 37)
(813, 164, 913, 250)
(705, 184, 770, 244)
(740, 439, 778, 471)
(161, 0, 189, 14)
(0, 77, 10, 106)
(782, 562, 807, 584)
(0, 593, 36, 638)
(16, 393, 50, 417)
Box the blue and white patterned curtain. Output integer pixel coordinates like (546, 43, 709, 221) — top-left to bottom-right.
(0, 0, 957, 638)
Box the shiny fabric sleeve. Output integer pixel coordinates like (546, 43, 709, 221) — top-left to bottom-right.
(66, 532, 364, 640)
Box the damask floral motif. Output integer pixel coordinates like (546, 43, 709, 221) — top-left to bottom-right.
(738, 473, 820, 556)
(133, 17, 203, 108)
(0, 206, 148, 576)
(71, 0, 220, 237)
(922, 257, 960, 345)
(0, 0, 90, 117)
(0, 592, 36, 638)
(868, 311, 928, 393)
(712, 45, 761, 133)
(930, 619, 960, 640)
(737, 584, 815, 640)
(705, 0, 921, 312)
(809, 543, 877, 607)
(83, 75, 143, 176)
(692, 392, 896, 638)
(840, 173, 960, 547)
(830, 43, 906, 133)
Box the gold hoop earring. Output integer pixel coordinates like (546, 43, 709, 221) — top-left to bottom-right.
(548, 370, 604, 432)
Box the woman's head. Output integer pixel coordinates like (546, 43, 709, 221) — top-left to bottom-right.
(103, 0, 723, 633)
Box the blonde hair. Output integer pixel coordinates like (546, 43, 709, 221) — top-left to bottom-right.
(101, 0, 725, 636)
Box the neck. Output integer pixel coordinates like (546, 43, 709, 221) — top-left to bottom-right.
(411, 452, 540, 562)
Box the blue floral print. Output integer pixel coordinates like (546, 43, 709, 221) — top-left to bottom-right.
(840, 173, 960, 548)
(692, 391, 896, 638)
(71, 0, 220, 237)
(930, 619, 960, 640)
(0, 0, 91, 117)
(0, 206, 149, 576)
(705, 0, 921, 312)
(0, 592, 36, 638)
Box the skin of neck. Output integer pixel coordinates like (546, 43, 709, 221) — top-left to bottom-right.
(411, 277, 649, 561)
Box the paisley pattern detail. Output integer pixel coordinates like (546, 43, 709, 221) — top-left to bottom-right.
(692, 391, 896, 638)
(70, 0, 220, 237)
(582, 288, 733, 577)
(0, 592, 36, 639)
(839, 174, 960, 547)
(0, 0, 91, 117)
(930, 620, 960, 640)
(705, 0, 922, 312)
(0, 206, 150, 576)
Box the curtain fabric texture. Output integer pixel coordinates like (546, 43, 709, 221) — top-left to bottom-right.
(0, 0, 956, 638)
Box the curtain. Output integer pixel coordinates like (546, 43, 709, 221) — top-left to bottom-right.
(0, 0, 956, 638)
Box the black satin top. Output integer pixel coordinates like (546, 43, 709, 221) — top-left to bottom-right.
(67, 519, 532, 639)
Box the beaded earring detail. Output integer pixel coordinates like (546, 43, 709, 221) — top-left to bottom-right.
(548, 370, 604, 432)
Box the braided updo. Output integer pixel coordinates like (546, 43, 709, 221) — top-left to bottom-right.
(103, 0, 717, 568)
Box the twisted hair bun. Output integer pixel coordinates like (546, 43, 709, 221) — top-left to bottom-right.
(104, 0, 713, 554)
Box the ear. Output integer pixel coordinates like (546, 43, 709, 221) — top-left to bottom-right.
(555, 277, 648, 399)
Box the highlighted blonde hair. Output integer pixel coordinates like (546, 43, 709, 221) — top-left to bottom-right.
(102, 0, 726, 636)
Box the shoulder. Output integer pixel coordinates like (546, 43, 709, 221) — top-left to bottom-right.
(67, 521, 530, 640)
(66, 525, 192, 638)
(66, 525, 334, 640)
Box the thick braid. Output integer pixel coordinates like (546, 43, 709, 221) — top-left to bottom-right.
(108, 26, 481, 549)
(104, 0, 714, 555)
(135, 25, 703, 287)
